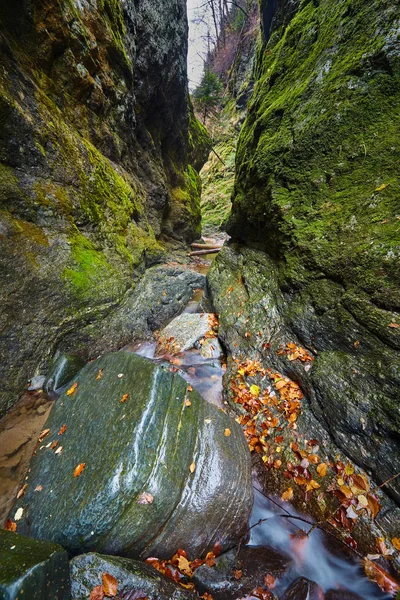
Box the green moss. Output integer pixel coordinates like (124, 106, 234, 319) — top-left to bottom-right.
(230, 0, 400, 310)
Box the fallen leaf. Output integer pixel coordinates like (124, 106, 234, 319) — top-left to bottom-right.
(120, 394, 129, 403)
(363, 558, 399, 595)
(137, 492, 154, 505)
(34, 485, 43, 492)
(389, 322, 399, 329)
(187, 385, 193, 392)
(90, 585, 104, 600)
(58, 425, 67, 435)
(4, 520, 16, 531)
(367, 493, 381, 518)
(55, 446, 63, 455)
(357, 494, 369, 507)
(14, 508, 23, 521)
(264, 574, 276, 589)
(17, 484, 28, 499)
(190, 462, 196, 473)
(376, 537, 389, 556)
(66, 382, 78, 396)
(392, 538, 400, 551)
(102, 572, 118, 596)
(73, 463, 86, 477)
(177, 555, 192, 576)
(375, 183, 388, 192)
(50, 440, 58, 450)
(233, 569, 243, 580)
(38, 428, 50, 442)
(281, 488, 294, 502)
(354, 340, 360, 349)
(205, 551, 216, 567)
(224, 428, 231, 437)
(185, 399, 191, 407)
(96, 369, 104, 381)
(250, 385, 260, 397)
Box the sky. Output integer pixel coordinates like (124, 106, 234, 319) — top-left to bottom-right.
(187, 0, 210, 90)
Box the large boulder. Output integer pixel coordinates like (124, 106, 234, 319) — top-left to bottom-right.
(10, 351, 252, 558)
(70, 553, 194, 600)
(0, 530, 70, 600)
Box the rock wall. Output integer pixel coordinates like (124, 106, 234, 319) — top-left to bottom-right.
(0, 0, 204, 414)
(215, 0, 400, 503)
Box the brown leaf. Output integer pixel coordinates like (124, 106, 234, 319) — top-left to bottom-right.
(213, 541, 222, 557)
(73, 463, 86, 477)
(351, 473, 369, 491)
(66, 382, 78, 396)
(17, 484, 28, 499)
(102, 572, 118, 597)
(233, 569, 243, 580)
(50, 440, 58, 450)
(264, 574, 276, 589)
(363, 558, 399, 595)
(38, 428, 50, 442)
(4, 519, 17, 532)
(205, 551, 216, 567)
(90, 585, 105, 600)
(34, 485, 43, 492)
(376, 537, 389, 556)
(367, 493, 381, 518)
(58, 425, 67, 436)
(137, 492, 154, 505)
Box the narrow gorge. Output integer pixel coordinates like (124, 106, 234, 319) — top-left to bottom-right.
(0, 1, 399, 599)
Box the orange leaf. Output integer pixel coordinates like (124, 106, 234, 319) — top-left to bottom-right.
(367, 493, 381, 518)
(392, 538, 400, 551)
(50, 440, 58, 450)
(38, 428, 50, 442)
(389, 322, 399, 329)
(187, 385, 193, 392)
(205, 551, 216, 567)
(58, 425, 67, 435)
(363, 558, 399, 595)
(96, 369, 104, 381)
(120, 394, 129, 403)
(264, 574, 276, 589)
(190, 462, 196, 473)
(102, 572, 118, 597)
(66, 382, 78, 396)
(73, 463, 86, 477)
(90, 585, 105, 600)
(17, 484, 28, 499)
(4, 519, 16, 532)
(224, 428, 231, 437)
(233, 569, 243, 580)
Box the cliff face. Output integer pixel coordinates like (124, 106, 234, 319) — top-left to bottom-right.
(0, 0, 202, 414)
(215, 0, 400, 502)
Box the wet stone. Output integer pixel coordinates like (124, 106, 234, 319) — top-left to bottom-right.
(44, 354, 85, 395)
(325, 591, 363, 600)
(192, 546, 290, 600)
(70, 553, 194, 599)
(157, 313, 215, 353)
(282, 577, 324, 600)
(0, 529, 70, 600)
(10, 351, 252, 559)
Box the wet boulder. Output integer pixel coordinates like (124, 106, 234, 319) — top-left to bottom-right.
(0, 529, 70, 599)
(70, 553, 194, 600)
(282, 577, 324, 600)
(192, 546, 290, 600)
(325, 591, 362, 600)
(44, 354, 85, 395)
(157, 313, 217, 353)
(11, 351, 252, 559)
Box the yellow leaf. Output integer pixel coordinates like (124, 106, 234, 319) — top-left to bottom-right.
(177, 555, 193, 576)
(224, 428, 231, 437)
(317, 462, 328, 477)
(66, 382, 78, 396)
(249, 385, 260, 397)
(392, 538, 400, 551)
(190, 462, 196, 473)
(375, 183, 388, 192)
(358, 494, 369, 507)
(345, 463, 355, 475)
(281, 487, 294, 502)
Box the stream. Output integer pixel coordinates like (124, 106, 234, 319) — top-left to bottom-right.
(0, 252, 392, 599)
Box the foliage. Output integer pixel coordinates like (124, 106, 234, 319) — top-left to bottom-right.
(193, 68, 223, 122)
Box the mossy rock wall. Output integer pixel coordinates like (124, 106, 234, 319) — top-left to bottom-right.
(0, 0, 204, 414)
(215, 0, 400, 502)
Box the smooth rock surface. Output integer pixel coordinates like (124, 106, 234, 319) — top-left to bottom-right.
(70, 553, 194, 600)
(11, 351, 252, 559)
(44, 355, 85, 395)
(192, 546, 290, 600)
(325, 591, 363, 600)
(282, 577, 324, 600)
(0, 529, 70, 600)
(157, 313, 215, 353)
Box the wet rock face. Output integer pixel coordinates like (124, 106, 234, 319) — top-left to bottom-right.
(221, 0, 400, 505)
(0, 0, 203, 415)
(0, 530, 70, 600)
(10, 352, 253, 558)
(282, 577, 324, 600)
(70, 553, 194, 600)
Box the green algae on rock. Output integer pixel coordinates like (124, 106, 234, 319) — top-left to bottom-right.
(0, 0, 207, 415)
(218, 0, 400, 503)
(11, 352, 252, 559)
(0, 530, 70, 600)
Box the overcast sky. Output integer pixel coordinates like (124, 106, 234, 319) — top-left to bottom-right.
(187, 0, 209, 90)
